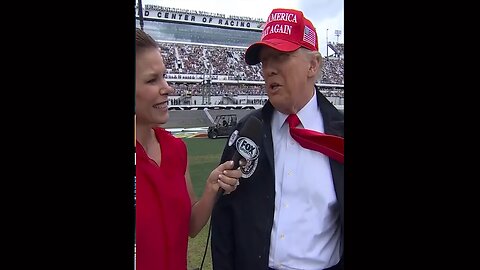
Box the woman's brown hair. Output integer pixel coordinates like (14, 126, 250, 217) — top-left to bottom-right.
(136, 28, 158, 54)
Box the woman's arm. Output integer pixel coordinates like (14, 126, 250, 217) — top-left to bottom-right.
(186, 159, 241, 237)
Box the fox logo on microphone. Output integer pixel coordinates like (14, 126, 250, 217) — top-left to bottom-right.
(235, 137, 260, 178)
(235, 137, 259, 160)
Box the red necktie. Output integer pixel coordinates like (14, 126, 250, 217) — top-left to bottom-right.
(287, 114, 344, 164)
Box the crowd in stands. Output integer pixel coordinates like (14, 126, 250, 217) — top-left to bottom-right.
(158, 43, 344, 85)
(168, 83, 344, 98)
(333, 43, 344, 56)
(169, 84, 265, 96)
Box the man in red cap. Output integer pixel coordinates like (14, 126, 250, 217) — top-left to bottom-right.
(211, 8, 344, 270)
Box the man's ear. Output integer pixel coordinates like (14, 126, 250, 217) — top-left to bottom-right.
(307, 52, 322, 78)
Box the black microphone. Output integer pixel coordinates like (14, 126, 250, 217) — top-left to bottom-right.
(216, 116, 263, 200)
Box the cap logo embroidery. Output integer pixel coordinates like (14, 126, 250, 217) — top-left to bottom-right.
(261, 12, 298, 39)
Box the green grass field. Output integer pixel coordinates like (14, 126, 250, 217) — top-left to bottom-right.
(183, 137, 227, 270)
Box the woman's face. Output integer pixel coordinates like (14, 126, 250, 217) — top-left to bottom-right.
(136, 48, 173, 126)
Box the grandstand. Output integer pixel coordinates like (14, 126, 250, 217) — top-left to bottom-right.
(135, 4, 344, 124)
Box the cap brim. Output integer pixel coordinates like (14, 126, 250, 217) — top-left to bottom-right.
(245, 39, 302, 65)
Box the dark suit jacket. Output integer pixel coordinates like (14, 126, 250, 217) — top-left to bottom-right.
(211, 88, 344, 270)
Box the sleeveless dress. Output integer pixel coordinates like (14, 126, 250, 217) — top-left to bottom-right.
(136, 128, 192, 270)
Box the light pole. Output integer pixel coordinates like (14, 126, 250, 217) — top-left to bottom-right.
(326, 28, 329, 60)
(138, 0, 144, 30)
(335, 30, 341, 43)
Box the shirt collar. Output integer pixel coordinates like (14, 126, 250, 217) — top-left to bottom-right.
(297, 90, 318, 130)
(272, 88, 317, 131)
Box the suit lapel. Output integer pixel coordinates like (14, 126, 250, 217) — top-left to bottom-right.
(317, 88, 344, 137)
(316, 88, 344, 226)
(261, 102, 275, 175)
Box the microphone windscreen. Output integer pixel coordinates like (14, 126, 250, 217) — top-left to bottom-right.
(230, 116, 263, 168)
(216, 115, 263, 199)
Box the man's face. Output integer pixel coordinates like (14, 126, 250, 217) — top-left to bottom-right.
(259, 46, 314, 114)
(135, 48, 173, 126)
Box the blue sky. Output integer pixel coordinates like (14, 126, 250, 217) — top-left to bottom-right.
(139, 0, 344, 56)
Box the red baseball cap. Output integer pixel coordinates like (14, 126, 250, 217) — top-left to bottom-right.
(245, 8, 319, 65)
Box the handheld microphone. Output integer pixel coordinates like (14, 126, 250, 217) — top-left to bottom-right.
(200, 116, 263, 270)
(216, 116, 263, 199)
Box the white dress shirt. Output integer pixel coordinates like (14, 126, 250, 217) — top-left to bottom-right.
(268, 90, 341, 270)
